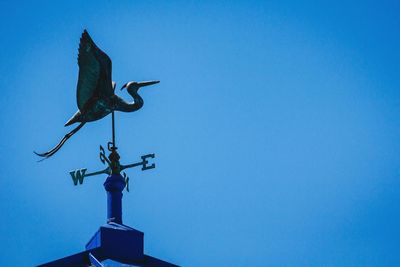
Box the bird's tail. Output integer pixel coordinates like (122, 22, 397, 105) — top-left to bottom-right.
(34, 122, 86, 160)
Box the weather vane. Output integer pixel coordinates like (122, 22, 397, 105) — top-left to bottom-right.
(36, 31, 179, 265)
(35, 29, 159, 190)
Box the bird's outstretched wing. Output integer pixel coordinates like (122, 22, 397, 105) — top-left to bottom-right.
(76, 30, 113, 110)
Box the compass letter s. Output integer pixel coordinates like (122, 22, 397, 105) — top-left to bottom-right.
(69, 168, 87, 185)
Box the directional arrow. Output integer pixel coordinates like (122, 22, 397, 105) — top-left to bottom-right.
(69, 167, 109, 185)
(69, 151, 155, 186)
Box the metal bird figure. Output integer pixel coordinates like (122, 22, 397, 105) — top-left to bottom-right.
(35, 30, 159, 159)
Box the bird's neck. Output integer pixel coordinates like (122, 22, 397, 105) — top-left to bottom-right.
(115, 91, 143, 112)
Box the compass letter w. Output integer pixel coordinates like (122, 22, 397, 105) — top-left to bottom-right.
(69, 168, 87, 185)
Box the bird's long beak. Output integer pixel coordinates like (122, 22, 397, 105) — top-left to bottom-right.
(138, 80, 160, 87)
(120, 83, 128, 90)
(120, 81, 159, 91)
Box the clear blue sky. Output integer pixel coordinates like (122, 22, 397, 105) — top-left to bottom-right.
(0, 1, 399, 266)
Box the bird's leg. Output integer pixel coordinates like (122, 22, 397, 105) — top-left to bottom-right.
(34, 122, 86, 160)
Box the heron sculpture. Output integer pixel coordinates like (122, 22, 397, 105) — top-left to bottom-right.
(35, 30, 159, 159)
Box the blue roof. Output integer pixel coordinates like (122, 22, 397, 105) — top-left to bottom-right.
(38, 223, 178, 267)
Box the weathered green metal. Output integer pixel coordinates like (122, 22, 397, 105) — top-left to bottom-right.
(70, 145, 155, 188)
(35, 30, 159, 159)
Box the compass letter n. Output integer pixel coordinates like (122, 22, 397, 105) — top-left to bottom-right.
(69, 168, 87, 185)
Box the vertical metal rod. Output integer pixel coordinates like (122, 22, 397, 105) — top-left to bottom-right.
(112, 111, 116, 148)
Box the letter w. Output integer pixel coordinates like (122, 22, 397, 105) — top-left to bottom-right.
(70, 168, 87, 185)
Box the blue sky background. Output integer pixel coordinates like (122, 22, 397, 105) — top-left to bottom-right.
(0, 1, 399, 266)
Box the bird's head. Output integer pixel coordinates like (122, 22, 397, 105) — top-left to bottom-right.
(120, 80, 160, 95)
